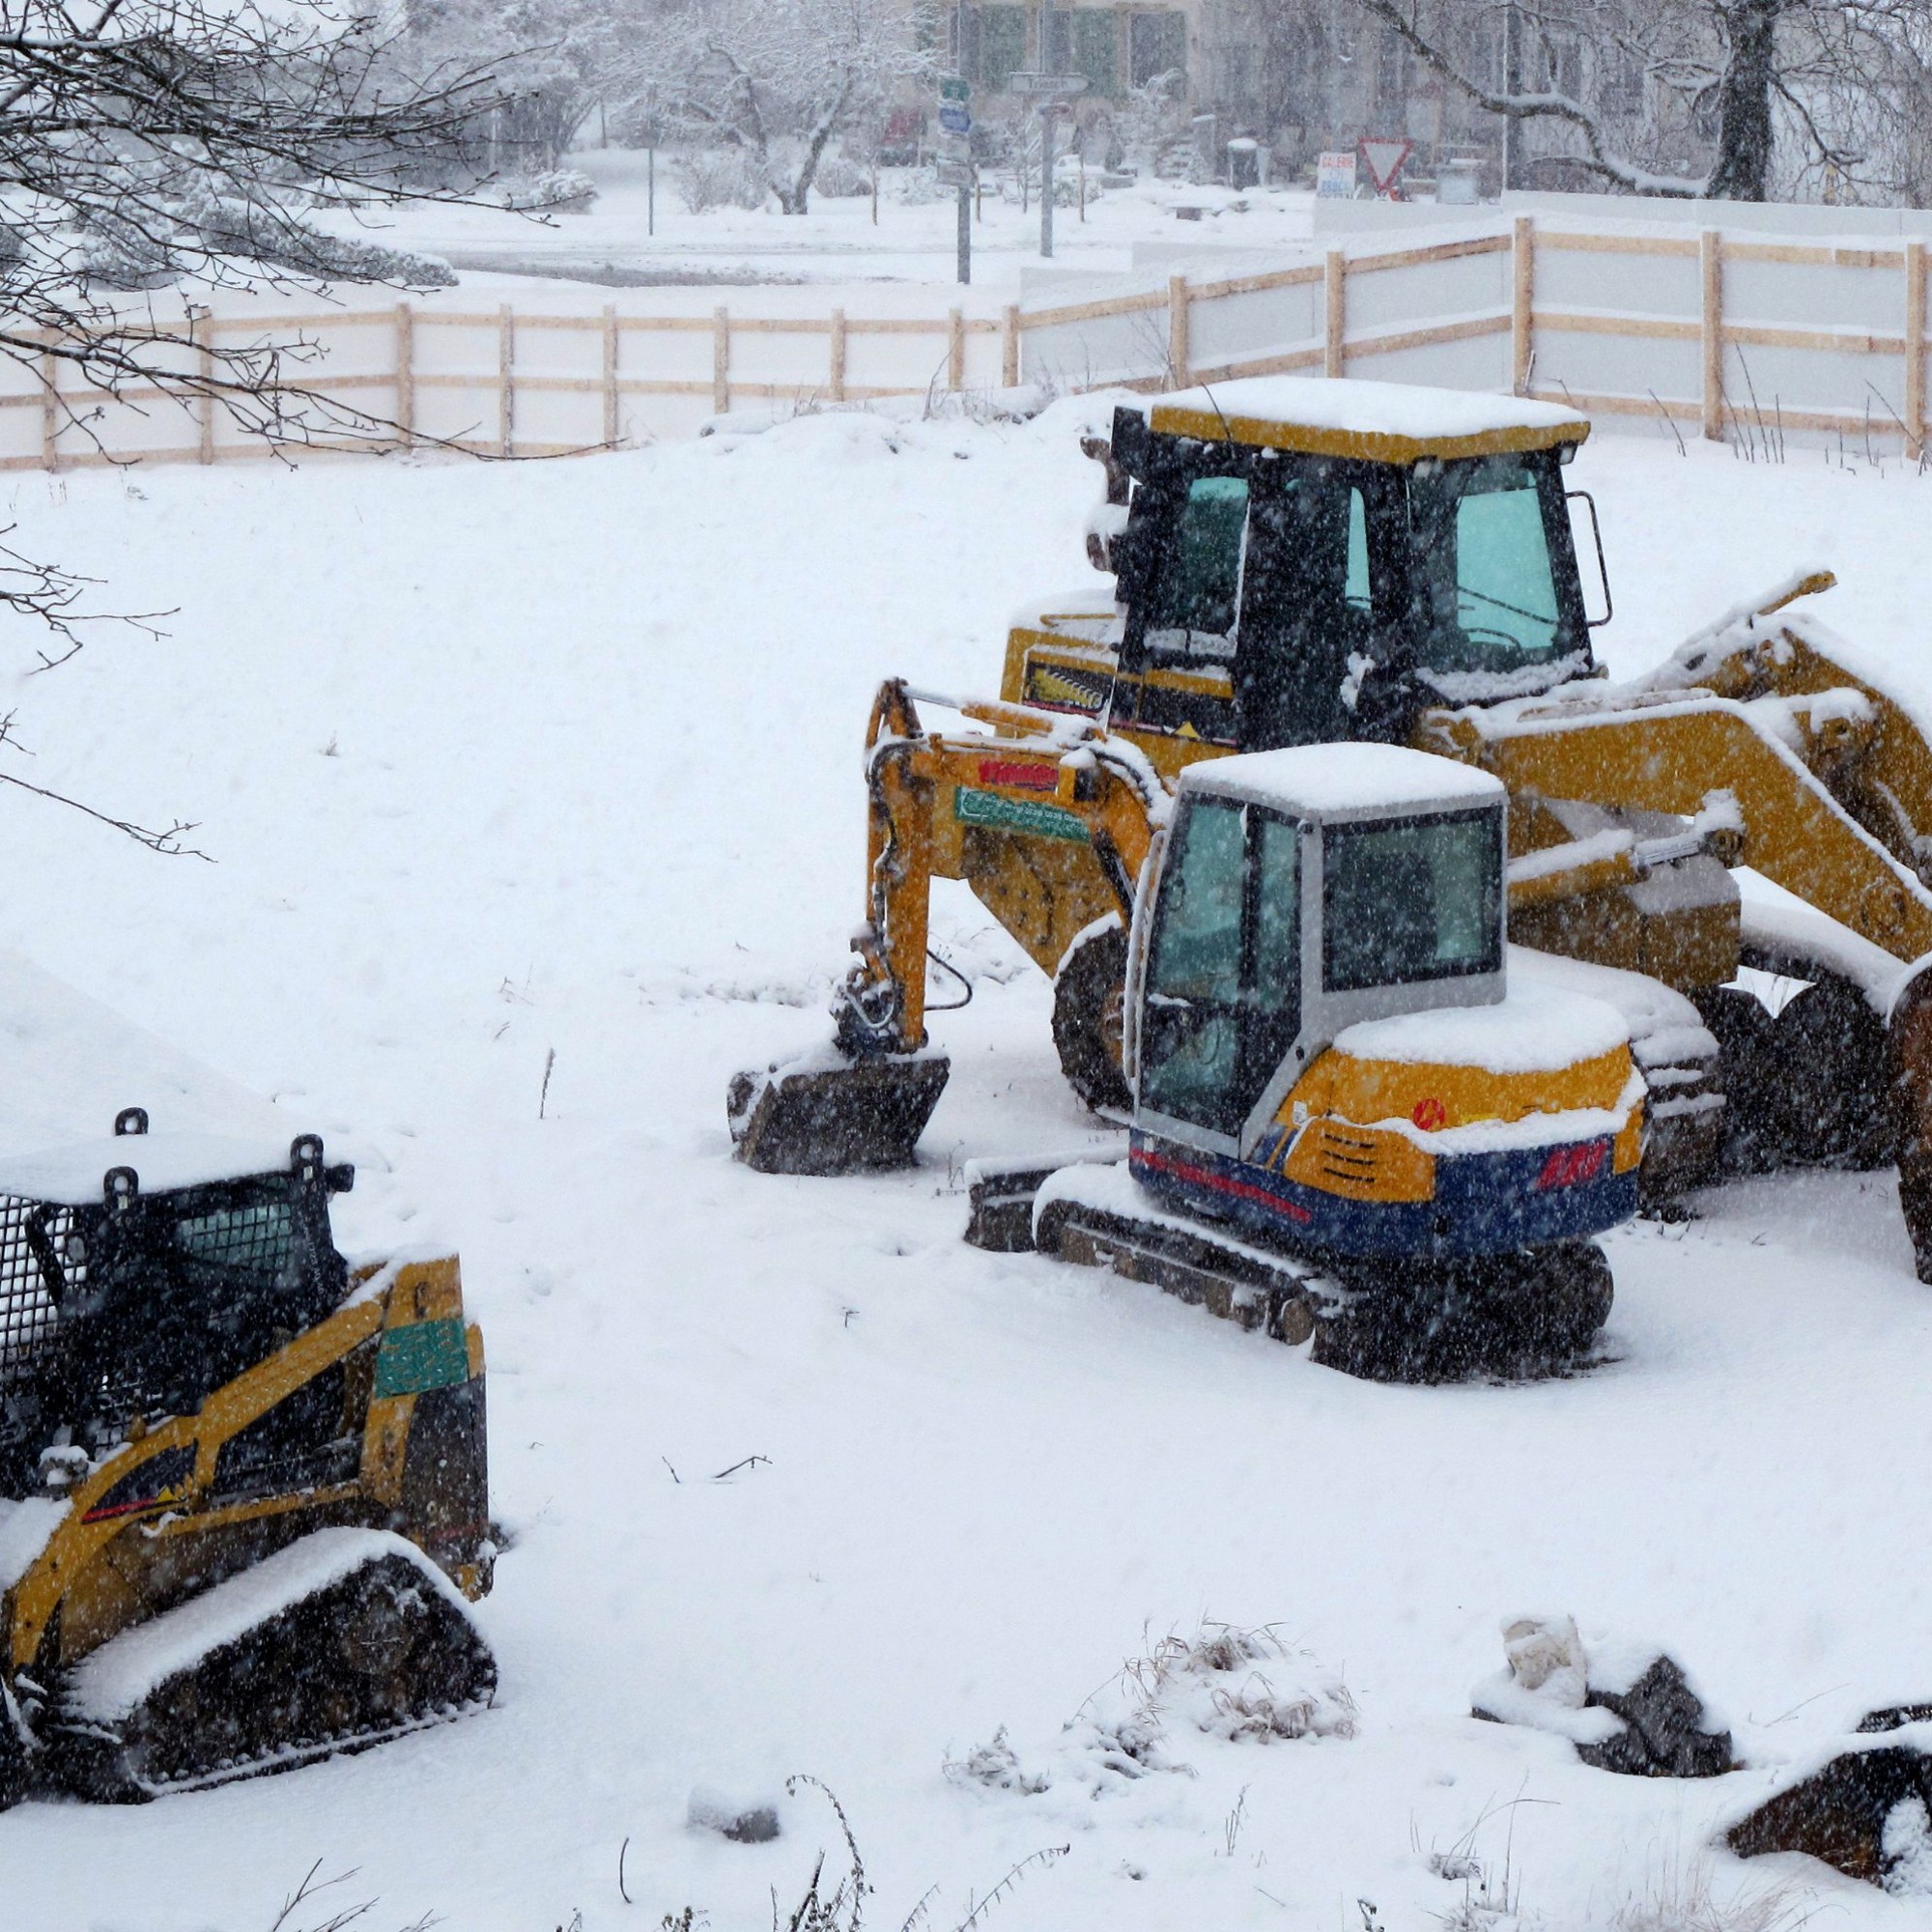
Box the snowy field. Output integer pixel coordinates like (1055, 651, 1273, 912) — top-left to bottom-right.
(1, 408, 1931, 1929)
(342, 145, 1327, 291)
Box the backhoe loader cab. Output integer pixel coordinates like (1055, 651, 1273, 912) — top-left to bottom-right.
(1014, 377, 1603, 759)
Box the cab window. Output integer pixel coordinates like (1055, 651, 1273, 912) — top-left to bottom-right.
(1144, 476, 1249, 665)
(1408, 457, 1576, 678)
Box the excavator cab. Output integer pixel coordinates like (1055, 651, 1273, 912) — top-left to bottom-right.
(1011, 377, 1605, 763)
(1119, 744, 1638, 1265)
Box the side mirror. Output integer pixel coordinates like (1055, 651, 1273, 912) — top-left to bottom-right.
(1566, 489, 1613, 629)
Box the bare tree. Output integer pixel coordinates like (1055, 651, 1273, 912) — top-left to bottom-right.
(0, 0, 505, 848)
(1345, 0, 1932, 200)
(614, 0, 937, 214)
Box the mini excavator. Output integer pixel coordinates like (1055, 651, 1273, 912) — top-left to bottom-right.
(0, 1111, 492, 1803)
(732, 375, 1932, 1338)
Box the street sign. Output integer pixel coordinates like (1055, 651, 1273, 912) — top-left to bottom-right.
(1316, 150, 1357, 199)
(935, 160, 975, 187)
(1009, 71, 1087, 99)
(939, 104, 971, 135)
(939, 74, 971, 103)
(1358, 136, 1414, 200)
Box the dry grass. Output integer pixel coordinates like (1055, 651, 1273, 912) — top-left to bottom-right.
(1611, 1851, 1817, 1932)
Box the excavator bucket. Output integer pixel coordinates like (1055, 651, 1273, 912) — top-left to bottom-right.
(729, 1049, 951, 1176)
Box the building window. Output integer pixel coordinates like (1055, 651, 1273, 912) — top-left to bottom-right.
(1072, 11, 1122, 99)
(975, 5, 1026, 91)
(1129, 10, 1186, 89)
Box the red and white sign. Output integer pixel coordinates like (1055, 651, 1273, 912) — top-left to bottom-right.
(1357, 137, 1414, 200)
(1315, 150, 1358, 199)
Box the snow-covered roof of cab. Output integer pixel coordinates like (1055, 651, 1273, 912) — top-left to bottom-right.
(1181, 742, 1504, 819)
(0, 1131, 298, 1207)
(1140, 377, 1589, 465)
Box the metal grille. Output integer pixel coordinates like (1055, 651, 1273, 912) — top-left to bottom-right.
(1314, 1124, 1382, 1198)
(175, 1202, 300, 1293)
(0, 1193, 81, 1390)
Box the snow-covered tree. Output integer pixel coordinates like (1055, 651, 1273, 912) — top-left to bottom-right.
(614, 0, 938, 215)
(0, 0, 507, 845)
(1341, 0, 1932, 202)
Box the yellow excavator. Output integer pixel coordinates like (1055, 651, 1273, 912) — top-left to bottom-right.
(730, 376, 1932, 1278)
(0, 1111, 493, 1804)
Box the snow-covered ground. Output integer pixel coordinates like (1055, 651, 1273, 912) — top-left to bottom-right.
(1, 407, 1930, 1930)
(337, 146, 1325, 293)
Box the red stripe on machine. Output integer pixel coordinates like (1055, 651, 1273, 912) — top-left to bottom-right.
(1132, 1147, 1314, 1223)
(977, 759, 1060, 790)
(1535, 1141, 1609, 1190)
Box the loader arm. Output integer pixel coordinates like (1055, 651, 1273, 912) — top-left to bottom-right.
(1427, 663, 1932, 1275)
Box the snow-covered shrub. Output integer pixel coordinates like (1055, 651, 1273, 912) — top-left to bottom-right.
(501, 168, 598, 213)
(1612, 1852, 1814, 1932)
(812, 155, 872, 199)
(942, 1726, 1050, 1795)
(672, 149, 769, 213)
(946, 1622, 1355, 1800)
(1122, 1622, 1360, 1745)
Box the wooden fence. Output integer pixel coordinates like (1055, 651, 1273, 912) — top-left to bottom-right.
(1028, 216, 1932, 455)
(3, 213, 1926, 469)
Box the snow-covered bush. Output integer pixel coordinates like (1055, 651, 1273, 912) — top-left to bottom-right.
(946, 1622, 1355, 1800)
(672, 149, 769, 213)
(501, 168, 598, 213)
(812, 155, 872, 198)
(77, 181, 459, 290)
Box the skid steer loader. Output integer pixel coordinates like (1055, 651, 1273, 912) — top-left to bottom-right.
(0, 1110, 493, 1804)
(729, 376, 1932, 1280)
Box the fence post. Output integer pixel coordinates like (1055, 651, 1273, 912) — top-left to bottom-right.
(602, 304, 619, 446)
(40, 337, 58, 471)
(194, 316, 216, 465)
(1700, 230, 1723, 441)
(830, 308, 847, 402)
(1002, 304, 1020, 387)
(948, 307, 965, 391)
(1323, 249, 1346, 379)
(1512, 215, 1535, 396)
(1168, 274, 1190, 384)
(1907, 241, 1925, 464)
(497, 304, 515, 458)
(712, 306, 730, 414)
(395, 301, 414, 448)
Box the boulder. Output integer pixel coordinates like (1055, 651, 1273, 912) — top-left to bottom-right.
(1471, 1616, 1732, 1778)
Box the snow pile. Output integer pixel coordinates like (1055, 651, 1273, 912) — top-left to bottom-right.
(1333, 981, 1630, 1074)
(65, 1528, 469, 1722)
(1186, 740, 1503, 815)
(949, 1624, 1355, 1801)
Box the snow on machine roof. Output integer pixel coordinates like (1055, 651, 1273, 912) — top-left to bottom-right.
(0, 1130, 299, 1206)
(1140, 377, 1589, 465)
(1181, 742, 1505, 820)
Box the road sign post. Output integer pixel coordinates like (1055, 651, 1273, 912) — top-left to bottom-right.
(1009, 72, 1086, 259)
(1358, 136, 1414, 201)
(938, 77, 973, 284)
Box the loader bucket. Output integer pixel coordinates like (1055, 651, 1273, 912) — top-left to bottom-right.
(728, 1048, 950, 1176)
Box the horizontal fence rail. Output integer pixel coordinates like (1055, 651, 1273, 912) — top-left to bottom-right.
(2, 214, 1926, 471)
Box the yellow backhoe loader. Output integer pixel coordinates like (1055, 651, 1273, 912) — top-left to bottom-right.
(730, 376, 1932, 1277)
(0, 1111, 493, 1804)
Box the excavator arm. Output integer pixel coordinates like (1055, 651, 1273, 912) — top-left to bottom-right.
(730, 680, 1167, 1174)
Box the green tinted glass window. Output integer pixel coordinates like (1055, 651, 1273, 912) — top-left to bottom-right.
(1410, 458, 1573, 678)
(1141, 799, 1245, 1125)
(1251, 813, 1300, 1015)
(1346, 489, 1370, 611)
(1323, 810, 1501, 992)
(1147, 475, 1248, 663)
